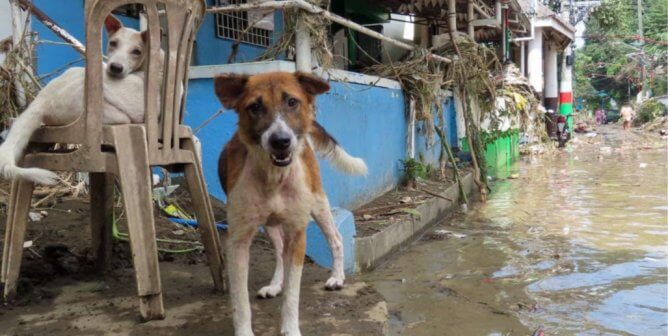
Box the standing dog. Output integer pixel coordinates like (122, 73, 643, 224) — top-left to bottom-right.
(0, 15, 153, 185)
(215, 71, 366, 335)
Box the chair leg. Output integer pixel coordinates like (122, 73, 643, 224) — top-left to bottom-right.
(111, 125, 164, 321)
(90, 173, 114, 273)
(183, 138, 226, 292)
(2, 179, 34, 301)
(1, 180, 19, 285)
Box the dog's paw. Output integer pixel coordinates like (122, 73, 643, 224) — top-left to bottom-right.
(324, 275, 345, 291)
(237, 328, 255, 336)
(257, 284, 282, 299)
(280, 327, 301, 336)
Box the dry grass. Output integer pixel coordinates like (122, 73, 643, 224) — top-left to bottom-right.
(258, 0, 333, 69)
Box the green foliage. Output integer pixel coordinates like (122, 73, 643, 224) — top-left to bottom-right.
(400, 157, 430, 184)
(635, 99, 667, 125)
(577, 0, 667, 107)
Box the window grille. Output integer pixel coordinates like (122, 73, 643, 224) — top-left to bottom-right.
(215, 0, 273, 47)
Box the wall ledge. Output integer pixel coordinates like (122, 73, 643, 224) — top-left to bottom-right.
(188, 60, 454, 94)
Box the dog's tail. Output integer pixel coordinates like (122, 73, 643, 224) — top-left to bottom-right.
(0, 100, 59, 185)
(310, 121, 368, 176)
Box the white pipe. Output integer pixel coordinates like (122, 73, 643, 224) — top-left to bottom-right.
(295, 20, 311, 71)
(10, 0, 27, 108)
(208, 0, 452, 63)
(467, 1, 475, 38)
(527, 27, 543, 93)
(495, 1, 502, 25)
(448, 0, 456, 34)
(544, 43, 558, 98)
(520, 41, 526, 75)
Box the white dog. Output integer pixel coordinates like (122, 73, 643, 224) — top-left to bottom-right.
(0, 15, 153, 185)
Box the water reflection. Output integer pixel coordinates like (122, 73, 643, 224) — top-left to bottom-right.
(365, 131, 668, 335)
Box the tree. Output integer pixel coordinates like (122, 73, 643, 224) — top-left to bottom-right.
(576, 0, 667, 109)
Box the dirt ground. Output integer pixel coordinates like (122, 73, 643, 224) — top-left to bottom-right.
(354, 167, 470, 238)
(0, 198, 387, 335)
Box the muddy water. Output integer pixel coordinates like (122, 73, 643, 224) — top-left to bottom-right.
(364, 128, 668, 335)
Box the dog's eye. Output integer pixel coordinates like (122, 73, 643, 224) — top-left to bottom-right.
(109, 41, 117, 48)
(131, 49, 142, 56)
(247, 102, 263, 115)
(287, 98, 299, 108)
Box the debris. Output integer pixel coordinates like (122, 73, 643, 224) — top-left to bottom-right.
(419, 187, 453, 202)
(400, 196, 412, 204)
(161, 203, 191, 220)
(362, 214, 374, 221)
(28, 211, 44, 222)
(639, 163, 647, 168)
(399, 208, 422, 219)
(508, 173, 520, 179)
(431, 229, 467, 239)
(22, 240, 33, 248)
(532, 325, 546, 336)
(172, 229, 185, 236)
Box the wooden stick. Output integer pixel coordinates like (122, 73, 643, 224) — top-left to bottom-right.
(14, 0, 86, 55)
(444, 13, 487, 202)
(208, 0, 451, 64)
(419, 187, 453, 202)
(434, 125, 468, 204)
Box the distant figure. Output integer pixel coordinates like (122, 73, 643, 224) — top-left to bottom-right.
(620, 105, 635, 130)
(595, 109, 606, 125)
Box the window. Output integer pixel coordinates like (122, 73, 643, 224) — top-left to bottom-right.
(215, 0, 273, 47)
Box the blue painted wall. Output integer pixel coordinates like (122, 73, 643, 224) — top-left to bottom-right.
(31, 0, 138, 81)
(184, 76, 457, 210)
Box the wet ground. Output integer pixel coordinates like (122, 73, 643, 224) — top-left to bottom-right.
(365, 125, 668, 335)
(0, 202, 387, 335)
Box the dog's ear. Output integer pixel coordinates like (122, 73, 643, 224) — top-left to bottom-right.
(140, 28, 163, 43)
(105, 15, 123, 35)
(295, 72, 330, 96)
(214, 73, 248, 109)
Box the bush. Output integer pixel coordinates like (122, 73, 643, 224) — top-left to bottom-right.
(634, 99, 667, 126)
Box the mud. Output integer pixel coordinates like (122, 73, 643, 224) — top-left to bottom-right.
(0, 200, 387, 335)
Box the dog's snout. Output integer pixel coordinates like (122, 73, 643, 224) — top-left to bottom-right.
(109, 63, 124, 74)
(269, 133, 291, 151)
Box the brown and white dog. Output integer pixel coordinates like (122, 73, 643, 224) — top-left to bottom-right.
(215, 71, 366, 336)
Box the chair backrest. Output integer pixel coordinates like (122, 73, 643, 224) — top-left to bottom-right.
(82, 0, 205, 161)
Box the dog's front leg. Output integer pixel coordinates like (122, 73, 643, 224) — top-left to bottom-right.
(280, 227, 307, 336)
(257, 225, 284, 298)
(312, 193, 345, 290)
(227, 221, 257, 336)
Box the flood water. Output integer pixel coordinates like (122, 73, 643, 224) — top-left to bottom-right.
(365, 127, 668, 335)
